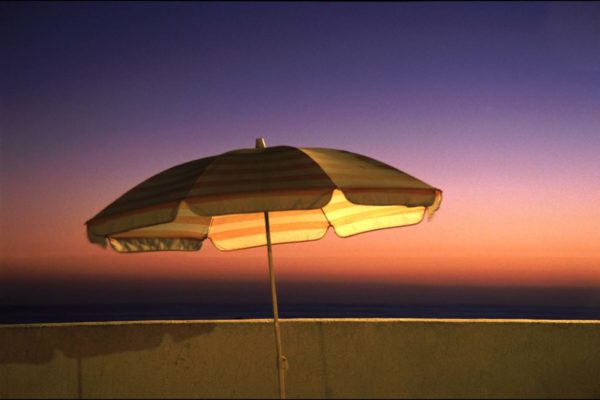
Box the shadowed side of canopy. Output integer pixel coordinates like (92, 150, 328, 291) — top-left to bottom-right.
(184, 146, 336, 215)
(299, 147, 441, 208)
(86, 156, 217, 246)
(86, 145, 442, 252)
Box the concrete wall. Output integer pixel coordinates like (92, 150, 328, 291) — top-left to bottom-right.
(1, 318, 599, 399)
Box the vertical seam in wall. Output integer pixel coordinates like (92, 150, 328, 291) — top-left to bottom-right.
(318, 321, 331, 398)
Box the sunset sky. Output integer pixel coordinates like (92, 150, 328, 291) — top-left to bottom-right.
(1, 2, 599, 306)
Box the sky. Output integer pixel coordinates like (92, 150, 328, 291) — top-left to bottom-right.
(1, 2, 599, 307)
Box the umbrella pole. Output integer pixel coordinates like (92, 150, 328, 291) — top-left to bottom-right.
(264, 211, 286, 399)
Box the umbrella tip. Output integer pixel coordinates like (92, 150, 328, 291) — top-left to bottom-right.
(255, 137, 267, 149)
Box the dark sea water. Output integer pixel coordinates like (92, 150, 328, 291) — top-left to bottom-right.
(1, 303, 599, 324)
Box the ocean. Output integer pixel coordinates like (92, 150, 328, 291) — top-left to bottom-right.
(1, 303, 599, 324)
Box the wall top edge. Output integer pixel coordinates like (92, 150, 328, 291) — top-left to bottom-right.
(1, 317, 599, 329)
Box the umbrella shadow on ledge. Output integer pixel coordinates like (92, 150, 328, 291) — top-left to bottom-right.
(0, 322, 214, 365)
(1, 323, 216, 398)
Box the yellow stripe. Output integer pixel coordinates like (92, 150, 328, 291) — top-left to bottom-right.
(211, 227, 328, 251)
(328, 206, 418, 228)
(210, 210, 324, 232)
(209, 221, 326, 241)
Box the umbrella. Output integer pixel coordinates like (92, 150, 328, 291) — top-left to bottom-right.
(86, 138, 442, 399)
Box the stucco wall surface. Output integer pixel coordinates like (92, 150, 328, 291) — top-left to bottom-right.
(1, 318, 599, 399)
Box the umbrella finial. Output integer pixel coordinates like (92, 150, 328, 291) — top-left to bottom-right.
(256, 137, 267, 149)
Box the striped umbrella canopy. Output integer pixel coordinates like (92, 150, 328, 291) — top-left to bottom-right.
(86, 138, 442, 398)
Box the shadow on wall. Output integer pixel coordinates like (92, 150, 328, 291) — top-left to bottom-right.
(0, 322, 214, 364)
(1, 322, 216, 399)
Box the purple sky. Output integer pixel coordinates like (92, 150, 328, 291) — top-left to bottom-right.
(1, 2, 599, 307)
